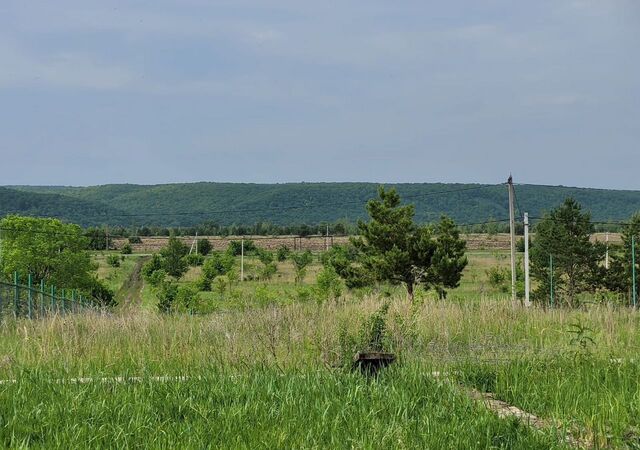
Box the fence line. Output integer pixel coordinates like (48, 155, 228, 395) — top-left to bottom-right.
(0, 273, 94, 321)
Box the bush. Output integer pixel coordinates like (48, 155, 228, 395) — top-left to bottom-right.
(276, 245, 291, 262)
(195, 275, 211, 292)
(197, 239, 212, 256)
(185, 253, 204, 267)
(121, 243, 133, 255)
(315, 266, 344, 301)
(261, 262, 278, 281)
(174, 285, 200, 313)
(290, 250, 313, 284)
(202, 252, 235, 280)
(128, 236, 142, 244)
(142, 254, 163, 279)
(106, 254, 121, 268)
(160, 237, 189, 279)
(84, 278, 115, 307)
(157, 281, 178, 313)
(147, 269, 167, 287)
(227, 240, 256, 256)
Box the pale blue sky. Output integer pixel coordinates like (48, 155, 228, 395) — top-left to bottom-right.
(1, 1, 638, 188)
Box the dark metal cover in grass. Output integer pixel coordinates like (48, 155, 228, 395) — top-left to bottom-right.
(353, 352, 395, 375)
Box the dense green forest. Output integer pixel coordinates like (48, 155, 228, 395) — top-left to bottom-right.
(3, 182, 640, 229)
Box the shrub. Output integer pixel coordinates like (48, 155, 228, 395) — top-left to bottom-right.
(142, 254, 163, 279)
(202, 252, 235, 280)
(160, 237, 189, 279)
(276, 245, 291, 262)
(106, 254, 121, 268)
(261, 262, 278, 281)
(290, 250, 313, 284)
(157, 281, 178, 313)
(195, 275, 211, 292)
(227, 240, 256, 256)
(197, 239, 212, 256)
(84, 278, 115, 307)
(128, 236, 142, 244)
(121, 243, 133, 255)
(315, 266, 344, 301)
(174, 285, 200, 313)
(147, 269, 167, 287)
(186, 253, 204, 267)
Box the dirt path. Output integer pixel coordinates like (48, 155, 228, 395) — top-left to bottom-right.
(116, 256, 149, 308)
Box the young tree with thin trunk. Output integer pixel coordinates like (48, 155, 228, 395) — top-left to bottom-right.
(352, 187, 467, 301)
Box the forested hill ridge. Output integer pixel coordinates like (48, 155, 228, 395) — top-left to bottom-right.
(3, 182, 640, 228)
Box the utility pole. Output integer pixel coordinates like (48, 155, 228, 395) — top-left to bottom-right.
(326, 224, 329, 251)
(105, 225, 109, 251)
(507, 175, 518, 305)
(605, 232, 610, 270)
(241, 238, 244, 282)
(524, 212, 531, 307)
(195, 231, 198, 255)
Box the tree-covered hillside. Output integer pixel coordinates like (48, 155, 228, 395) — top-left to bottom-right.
(4, 182, 640, 228)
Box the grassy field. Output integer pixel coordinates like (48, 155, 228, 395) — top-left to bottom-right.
(1, 249, 638, 448)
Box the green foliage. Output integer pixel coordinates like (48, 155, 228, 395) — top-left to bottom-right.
(322, 245, 374, 289)
(276, 245, 291, 262)
(227, 240, 256, 256)
(173, 285, 200, 313)
(157, 281, 178, 313)
(142, 254, 163, 279)
(530, 198, 604, 306)
(106, 254, 121, 268)
(196, 239, 212, 256)
(0, 216, 97, 291)
(202, 252, 235, 280)
(352, 187, 467, 300)
(83, 277, 115, 307)
(185, 253, 204, 267)
(566, 322, 597, 362)
(84, 227, 108, 250)
(290, 251, 313, 283)
(120, 243, 133, 255)
(147, 269, 167, 288)
(160, 237, 189, 279)
(315, 266, 344, 301)
(9, 182, 640, 228)
(255, 249, 278, 280)
(128, 236, 142, 244)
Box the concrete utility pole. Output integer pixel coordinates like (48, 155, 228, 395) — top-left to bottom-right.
(507, 175, 518, 305)
(240, 238, 244, 282)
(326, 224, 329, 251)
(605, 232, 610, 270)
(524, 212, 531, 307)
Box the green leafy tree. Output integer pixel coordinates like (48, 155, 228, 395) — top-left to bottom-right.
(227, 240, 256, 256)
(290, 250, 313, 283)
(276, 245, 291, 262)
(197, 238, 212, 256)
(120, 243, 133, 255)
(352, 187, 467, 301)
(0, 216, 96, 289)
(256, 249, 278, 280)
(530, 198, 604, 307)
(160, 236, 189, 279)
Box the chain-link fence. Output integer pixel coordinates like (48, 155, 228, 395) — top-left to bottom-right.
(0, 273, 94, 321)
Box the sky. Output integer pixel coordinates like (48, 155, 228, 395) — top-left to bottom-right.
(0, 0, 638, 189)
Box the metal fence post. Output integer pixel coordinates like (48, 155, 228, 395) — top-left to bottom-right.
(633, 235, 637, 308)
(549, 255, 554, 308)
(40, 279, 45, 318)
(61, 289, 66, 315)
(27, 274, 33, 320)
(14, 272, 19, 318)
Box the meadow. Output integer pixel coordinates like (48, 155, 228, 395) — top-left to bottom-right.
(1, 248, 639, 448)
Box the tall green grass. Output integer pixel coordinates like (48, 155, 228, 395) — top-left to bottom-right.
(0, 365, 566, 449)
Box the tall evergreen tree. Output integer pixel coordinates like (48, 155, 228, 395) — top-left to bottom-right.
(353, 187, 467, 301)
(530, 198, 603, 306)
